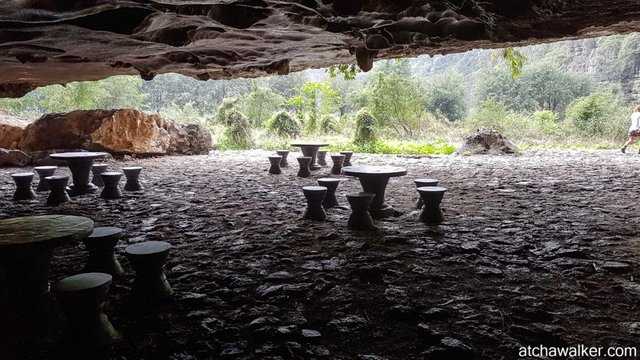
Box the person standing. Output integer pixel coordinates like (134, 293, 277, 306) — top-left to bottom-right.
(621, 105, 640, 153)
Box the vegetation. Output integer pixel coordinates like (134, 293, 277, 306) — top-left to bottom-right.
(218, 109, 254, 150)
(267, 111, 301, 138)
(353, 109, 377, 145)
(2, 33, 640, 153)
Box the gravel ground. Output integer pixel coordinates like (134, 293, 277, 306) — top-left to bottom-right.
(1, 149, 640, 360)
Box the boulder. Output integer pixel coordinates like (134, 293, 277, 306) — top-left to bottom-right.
(0, 112, 28, 149)
(0, 148, 32, 167)
(457, 128, 519, 155)
(19, 109, 211, 155)
(88, 110, 170, 154)
(165, 122, 212, 155)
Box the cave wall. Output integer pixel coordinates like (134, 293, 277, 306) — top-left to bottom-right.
(0, 0, 639, 97)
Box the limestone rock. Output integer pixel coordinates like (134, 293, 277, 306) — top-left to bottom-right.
(19, 109, 211, 155)
(88, 110, 171, 154)
(1, 1, 640, 96)
(162, 120, 212, 156)
(0, 112, 28, 149)
(457, 128, 519, 155)
(0, 148, 31, 167)
(20, 110, 112, 152)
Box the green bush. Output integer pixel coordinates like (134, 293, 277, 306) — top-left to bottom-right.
(267, 110, 301, 137)
(215, 97, 241, 126)
(320, 115, 339, 134)
(218, 110, 254, 150)
(531, 110, 560, 135)
(353, 109, 377, 144)
(564, 90, 618, 136)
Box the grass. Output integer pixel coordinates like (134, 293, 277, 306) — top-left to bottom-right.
(212, 124, 628, 154)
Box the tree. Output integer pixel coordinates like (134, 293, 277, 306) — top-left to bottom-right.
(286, 81, 342, 132)
(160, 101, 204, 125)
(473, 63, 592, 114)
(424, 70, 468, 121)
(95, 76, 147, 109)
(363, 60, 427, 137)
(240, 81, 284, 127)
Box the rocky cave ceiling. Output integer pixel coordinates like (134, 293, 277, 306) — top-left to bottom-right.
(0, 0, 639, 97)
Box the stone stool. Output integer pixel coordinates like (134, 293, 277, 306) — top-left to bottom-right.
(276, 150, 290, 168)
(346, 192, 377, 230)
(268, 155, 282, 175)
(91, 163, 108, 187)
(302, 186, 327, 221)
(11, 172, 36, 201)
(52, 272, 120, 349)
(330, 154, 345, 175)
(340, 151, 354, 166)
(124, 241, 173, 304)
(414, 178, 439, 209)
(317, 178, 340, 208)
(122, 166, 143, 191)
(297, 157, 312, 178)
(82, 227, 124, 277)
(45, 175, 71, 206)
(317, 150, 328, 166)
(34, 166, 57, 192)
(417, 186, 447, 225)
(100, 172, 123, 199)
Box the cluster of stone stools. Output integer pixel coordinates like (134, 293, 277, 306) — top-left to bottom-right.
(53, 227, 173, 350)
(301, 177, 448, 229)
(9, 163, 145, 205)
(267, 149, 354, 177)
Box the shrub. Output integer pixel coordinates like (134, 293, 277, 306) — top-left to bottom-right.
(267, 110, 301, 137)
(353, 109, 377, 144)
(565, 90, 617, 136)
(531, 110, 559, 135)
(218, 110, 254, 149)
(320, 115, 339, 134)
(215, 97, 241, 126)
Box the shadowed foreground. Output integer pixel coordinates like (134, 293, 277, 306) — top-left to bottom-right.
(1, 150, 639, 359)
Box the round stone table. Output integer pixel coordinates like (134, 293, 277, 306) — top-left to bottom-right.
(341, 166, 407, 219)
(290, 142, 329, 171)
(0, 215, 94, 299)
(49, 152, 108, 196)
(0, 215, 94, 358)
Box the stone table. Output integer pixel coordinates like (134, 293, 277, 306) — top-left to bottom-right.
(0, 215, 94, 300)
(341, 165, 407, 219)
(49, 152, 108, 196)
(290, 142, 329, 171)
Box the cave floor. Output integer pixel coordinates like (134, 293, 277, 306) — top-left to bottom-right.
(1, 149, 640, 360)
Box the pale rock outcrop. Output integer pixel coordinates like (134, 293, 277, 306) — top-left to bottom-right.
(0, 112, 28, 149)
(457, 128, 519, 155)
(19, 109, 211, 155)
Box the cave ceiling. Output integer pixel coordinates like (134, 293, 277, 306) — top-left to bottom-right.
(0, 0, 639, 97)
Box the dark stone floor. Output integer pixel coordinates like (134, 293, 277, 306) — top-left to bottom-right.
(1, 150, 639, 360)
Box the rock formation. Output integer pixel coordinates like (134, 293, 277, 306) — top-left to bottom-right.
(0, 148, 31, 167)
(457, 127, 519, 155)
(0, 112, 29, 149)
(0, 1, 640, 97)
(19, 109, 212, 156)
